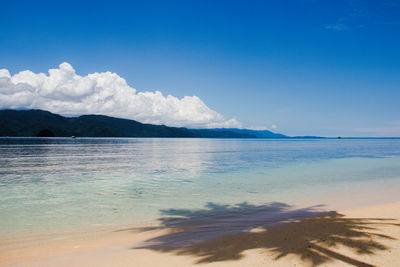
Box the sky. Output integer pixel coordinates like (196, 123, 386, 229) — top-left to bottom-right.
(0, 0, 399, 136)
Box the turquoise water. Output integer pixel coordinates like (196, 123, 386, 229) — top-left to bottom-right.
(1, 138, 400, 238)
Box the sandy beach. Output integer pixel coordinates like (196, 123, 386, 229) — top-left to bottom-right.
(1, 201, 400, 267)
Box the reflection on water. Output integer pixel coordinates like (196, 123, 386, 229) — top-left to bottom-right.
(1, 138, 400, 237)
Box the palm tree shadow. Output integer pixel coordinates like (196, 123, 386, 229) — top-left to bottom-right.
(133, 202, 400, 266)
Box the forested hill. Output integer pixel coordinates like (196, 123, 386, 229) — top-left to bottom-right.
(0, 109, 290, 138)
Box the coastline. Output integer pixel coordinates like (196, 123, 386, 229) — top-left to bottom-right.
(2, 200, 400, 266)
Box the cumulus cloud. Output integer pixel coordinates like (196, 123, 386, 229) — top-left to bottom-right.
(0, 63, 243, 128)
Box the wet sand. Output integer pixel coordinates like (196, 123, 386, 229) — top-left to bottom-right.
(1, 201, 400, 267)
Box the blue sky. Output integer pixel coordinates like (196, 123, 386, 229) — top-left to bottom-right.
(1, 0, 399, 136)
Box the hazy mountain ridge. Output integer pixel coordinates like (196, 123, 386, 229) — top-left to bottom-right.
(207, 128, 288, 138)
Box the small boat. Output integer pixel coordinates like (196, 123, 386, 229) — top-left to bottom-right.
(71, 136, 76, 139)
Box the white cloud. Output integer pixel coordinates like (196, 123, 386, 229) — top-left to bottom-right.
(325, 22, 350, 32)
(0, 63, 243, 129)
(247, 126, 268, 131)
(246, 124, 277, 131)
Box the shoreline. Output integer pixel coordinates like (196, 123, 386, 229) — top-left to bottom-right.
(3, 174, 399, 241)
(2, 200, 400, 266)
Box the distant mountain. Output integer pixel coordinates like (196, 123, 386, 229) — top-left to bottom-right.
(0, 109, 288, 138)
(209, 129, 324, 139)
(0, 109, 324, 138)
(291, 135, 325, 139)
(207, 128, 288, 138)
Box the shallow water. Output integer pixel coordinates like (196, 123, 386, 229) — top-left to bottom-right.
(1, 138, 400, 238)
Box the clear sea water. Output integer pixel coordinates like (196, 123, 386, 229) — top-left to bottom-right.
(1, 138, 400, 238)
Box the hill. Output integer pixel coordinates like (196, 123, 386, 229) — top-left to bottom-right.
(0, 109, 290, 138)
(207, 128, 288, 139)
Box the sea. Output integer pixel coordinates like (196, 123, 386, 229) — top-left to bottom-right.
(1, 137, 400, 239)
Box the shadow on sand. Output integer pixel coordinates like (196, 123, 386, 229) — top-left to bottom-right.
(131, 202, 400, 266)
